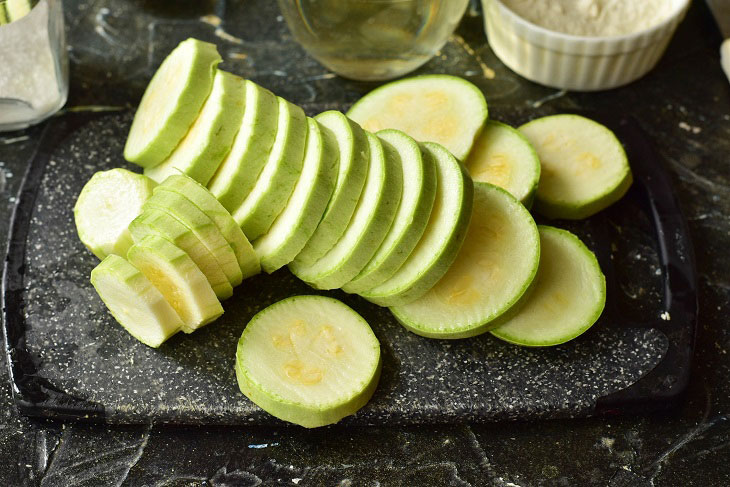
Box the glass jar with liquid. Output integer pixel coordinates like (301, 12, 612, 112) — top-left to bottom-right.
(277, 0, 469, 81)
(0, 0, 68, 131)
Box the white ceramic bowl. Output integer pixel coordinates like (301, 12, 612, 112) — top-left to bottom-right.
(482, 0, 691, 91)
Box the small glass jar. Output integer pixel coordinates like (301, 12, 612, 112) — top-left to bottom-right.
(0, 0, 68, 131)
(278, 0, 469, 81)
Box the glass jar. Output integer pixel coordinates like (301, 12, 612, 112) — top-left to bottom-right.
(277, 0, 469, 81)
(0, 0, 68, 131)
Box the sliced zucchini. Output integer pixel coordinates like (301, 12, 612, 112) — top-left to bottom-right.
(90, 255, 182, 348)
(291, 111, 370, 267)
(124, 38, 222, 168)
(391, 183, 540, 339)
(6, 0, 32, 22)
(289, 132, 402, 290)
(253, 118, 338, 273)
(145, 189, 243, 287)
(519, 114, 632, 219)
(360, 142, 473, 307)
(465, 120, 540, 207)
(232, 97, 308, 241)
(347, 75, 488, 160)
(235, 296, 381, 428)
(74, 168, 156, 260)
(145, 70, 246, 185)
(129, 209, 233, 300)
(491, 226, 606, 346)
(127, 235, 223, 333)
(158, 174, 260, 279)
(208, 80, 279, 212)
(342, 129, 436, 294)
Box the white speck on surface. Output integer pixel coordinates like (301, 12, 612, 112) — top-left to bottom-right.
(660, 311, 671, 321)
(678, 121, 702, 134)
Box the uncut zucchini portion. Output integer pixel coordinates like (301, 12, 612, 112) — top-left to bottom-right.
(74, 168, 156, 260)
(289, 132, 403, 290)
(465, 120, 541, 208)
(342, 129, 436, 294)
(360, 142, 474, 307)
(145, 70, 246, 185)
(347, 74, 488, 161)
(124, 38, 222, 168)
(90, 255, 183, 348)
(491, 226, 606, 347)
(519, 114, 632, 220)
(235, 296, 381, 428)
(127, 235, 223, 333)
(391, 183, 540, 339)
(254, 118, 339, 274)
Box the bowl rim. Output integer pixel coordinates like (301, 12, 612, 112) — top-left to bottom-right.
(488, 0, 692, 44)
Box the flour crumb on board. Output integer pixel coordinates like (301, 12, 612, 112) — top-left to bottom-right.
(678, 121, 701, 134)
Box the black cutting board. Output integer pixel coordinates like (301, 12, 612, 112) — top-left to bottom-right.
(2, 109, 696, 425)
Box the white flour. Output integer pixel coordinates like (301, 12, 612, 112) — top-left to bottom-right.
(501, 0, 676, 37)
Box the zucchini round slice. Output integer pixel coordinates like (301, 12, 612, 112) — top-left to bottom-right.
(291, 111, 370, 267)
(491, 226, 606, 347)
(342, 129, 436, 294)
(391, 183, 540, 339)
(465, 120, 540, 208)
(127, 235, 223, 333)
(74, 168, 156, 260)
(232, 97, 308, 241)
(519, 114, 632, 219)
(289, 132, 402, 290)
(145, 70, 246, 186)
(208, 80, 279, 212)
(254, 118, 339, 273)
(360, 142, 473, 307)
(124, 38, 222, 168)
(158, 174, 260, 279)
(90, 255, 182, 348)
(129, 209, 234, 300)
(347, 74, 488, 160)
(235, 296, 381, 428)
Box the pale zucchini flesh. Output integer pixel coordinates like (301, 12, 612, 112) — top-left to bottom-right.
(159, 174, 260, 279)
(146, 189, 243, 287)
(519, 114, 632, 219)
(74, 168, 156, 260)
(465, 120, 540, 207)
(127, 235, 223, 333)
(490, 225, 606, 346)
(124, 38, 222, 168)
(235, 296, 381, 428)
(291, 111, 370, 267)
(232, 97, 308, 241)
(391, 183, 540, 339)
(342, 129, 437, 294)
(129, 209, 234, 300)
(90, 254, 182, 348)
(253, 118, 339, 274)
(289, 132, 402, 290)
(360, 142, 474, 307)
(145, 70, 246, 185)
(347, 75, 488, 160)
(208, 80, 279, 212)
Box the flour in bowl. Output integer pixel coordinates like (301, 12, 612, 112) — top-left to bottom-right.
(500, 0, 676, 37)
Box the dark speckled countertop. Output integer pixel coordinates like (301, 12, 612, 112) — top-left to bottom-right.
(1, 0, 730, 485)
